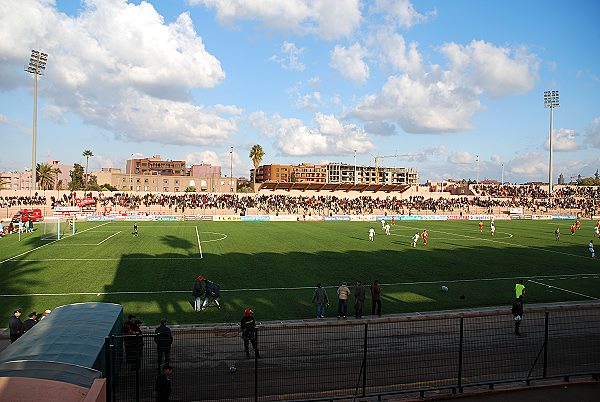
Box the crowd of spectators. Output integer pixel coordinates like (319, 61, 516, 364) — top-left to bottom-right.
(0, 194, 46, 209)
(3, 185, 599, 216)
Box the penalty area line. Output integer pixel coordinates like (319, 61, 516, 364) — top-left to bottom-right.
(528, 279, 599, 300)
(97, 231, 122, 245)
(0, 222, 112, 265)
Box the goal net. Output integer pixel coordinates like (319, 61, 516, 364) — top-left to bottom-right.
(41, 216, 75, 240)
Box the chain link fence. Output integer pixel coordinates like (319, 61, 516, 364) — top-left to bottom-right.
(105, 302, 600, 401)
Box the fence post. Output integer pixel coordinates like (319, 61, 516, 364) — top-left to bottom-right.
(135, 334, 140, 402)
(543, 312, 549, 378)
(104, 336, 112, 402)
(255, 327, 259, 402)
(457, 317, 464, 393)
(362, 323, 368, 397)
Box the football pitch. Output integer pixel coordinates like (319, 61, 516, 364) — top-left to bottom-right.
(1, 219, 598, 325)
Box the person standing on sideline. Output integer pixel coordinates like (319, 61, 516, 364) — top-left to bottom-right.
(337, 282, 351, 319)
(371, 280, 382, 316)
(369, 226, 375, 241)
(515, 280, 526, 300)
(354, 280, 365, 318)
(154, 319, 173, 368)
(192, 276, 204, 311)
(9, 308, 24, 343)
(311, 283, 329, 318)
(241, 309, 260, 359)
(589, 240, 596, 258)
(154, 364, 173, 402)
(23, 312, 38, 332)
(512, 295, 524, 336)
(202, 278, 221, 309)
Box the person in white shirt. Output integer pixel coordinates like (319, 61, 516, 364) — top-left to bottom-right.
(381, 218, 386, 229)
(490, 222, 496, 237)
(385, 224, 390, 236)
(411, 232, 419, 247)
(369, 227, 375, 241)
(589, 240, 596, 258)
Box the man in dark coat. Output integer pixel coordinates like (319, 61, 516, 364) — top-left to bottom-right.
(9, 308, 24, 343)
(241, 308, 260, 359)
(512, 295, 524, 336)
(192, 276, 204, 311)
(23, 312, 38, 332)
(124, 318, 144, 369)
(354, 280, 365, 318)
(154, 364, 173, 402)
(154, 319, 173, 367)
(202, 278, 221, 309)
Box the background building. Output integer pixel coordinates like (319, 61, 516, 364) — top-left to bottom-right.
(126, 155, 186, 176)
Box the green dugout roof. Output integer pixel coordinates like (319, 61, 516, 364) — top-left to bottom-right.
(0, 302, 123, 388)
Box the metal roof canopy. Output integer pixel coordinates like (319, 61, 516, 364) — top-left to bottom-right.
(0, 302, 123, 388)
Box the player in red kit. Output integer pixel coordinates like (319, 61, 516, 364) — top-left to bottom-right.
(422, 230, 428, 246)
(571, 223, 576, 235)
(479, 220, 484, 233)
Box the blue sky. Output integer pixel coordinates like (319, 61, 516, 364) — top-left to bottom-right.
(1, 0, 599, 183)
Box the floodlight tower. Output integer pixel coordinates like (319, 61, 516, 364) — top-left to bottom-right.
(544, 90, 559, 195)
(25, 50, 48, 193)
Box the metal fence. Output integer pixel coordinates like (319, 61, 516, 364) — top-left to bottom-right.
(105, 302, 600, 401)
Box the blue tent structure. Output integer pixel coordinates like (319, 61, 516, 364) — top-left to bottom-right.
(0, 302, 123, 388)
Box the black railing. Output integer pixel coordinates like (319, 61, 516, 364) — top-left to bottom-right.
(105, 302, 600, 401)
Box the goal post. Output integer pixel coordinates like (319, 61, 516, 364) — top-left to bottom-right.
(41, 216, 75, 240)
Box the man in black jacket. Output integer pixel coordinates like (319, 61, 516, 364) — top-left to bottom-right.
(241, 308, 260, 359)
(512, 295, 524, 336)
(154, 319, 173, 367)
(192, 276, 204, 311)
(202, 278, 221, 309)
(23, 312, 38, 332)
(9, 308, 24, 343)
(154, 364, 173, 402)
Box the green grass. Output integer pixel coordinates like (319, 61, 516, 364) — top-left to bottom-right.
(1, 219, 598, 325)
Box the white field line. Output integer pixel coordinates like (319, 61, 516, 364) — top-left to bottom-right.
(97, 231, 121, 245)
(0, 222, 112, 265)
(195, 226, 203, 259)
(402, 224, 590, 259)
(9, 257, 203, 262)
(528, 279, 599, 300)
(1, 273, 598, 298)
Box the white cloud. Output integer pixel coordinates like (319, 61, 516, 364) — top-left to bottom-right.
(441, 40, 539, 98)
(0, 0, 233, 146)
(448, 151, 477, 164)
(507, 152, 547, 178)
(369, 29, 422, 75)
(191, 0, 362, 40)
(185, 150, 221, 166)
(0, 114, 9, 123)
(253, 112, 374, 156)
(490, 154, 502, 165)
(351, 40, 539, 133)
(270, 41, 306, 71)
(330, 43, 369, 83)
(296, 91, 322, 110)
(585, 117, 600, 148)
(371, 0, 433, 29)
(544, 128, 581, 152)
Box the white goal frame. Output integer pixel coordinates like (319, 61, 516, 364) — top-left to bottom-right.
(41, 216, 76, 240)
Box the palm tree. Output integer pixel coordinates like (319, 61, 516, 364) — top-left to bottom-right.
(249, 144, 265, 187)
(82, 150, 94, 186)
(36, 162, 55, 190)
(52, 167, 62, 190)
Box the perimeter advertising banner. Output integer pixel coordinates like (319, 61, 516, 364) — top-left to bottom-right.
(213, 215, 242, 221)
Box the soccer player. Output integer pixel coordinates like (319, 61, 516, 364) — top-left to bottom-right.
(422, 230, 428, 246)
(555, 227, 560, 241)
(594, 225, 600, 239)
(411, 232, 419, 247)
(369, 227, 375, 241)
(479, 220, 484, 233)
(385, 224, 390, 236)
(571, 223, 576, 235)
(589, 240, 596, 258)
(133, 222, 139, 237)
(391, 216, 395, 226)
(381, 218, 386, 230)
(575, 219, 581, 230)
(490, 222, 496, 237)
